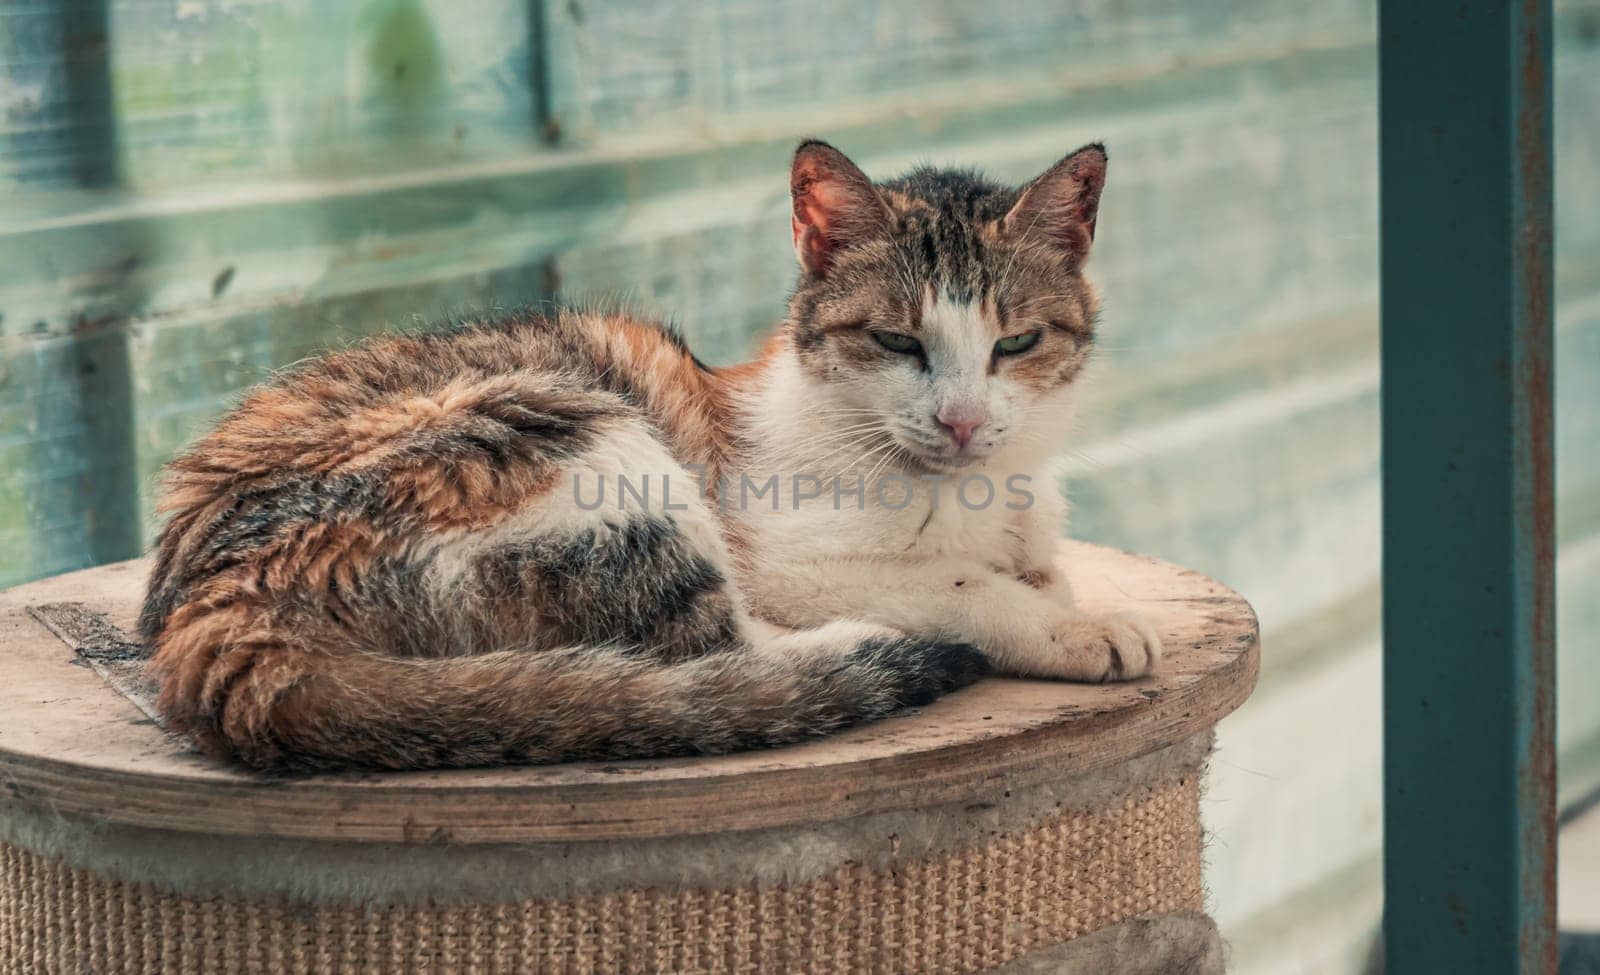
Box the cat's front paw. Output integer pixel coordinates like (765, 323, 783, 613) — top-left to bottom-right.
(1097, 612, 1163, 681)
(1048, 611, 1162, 682)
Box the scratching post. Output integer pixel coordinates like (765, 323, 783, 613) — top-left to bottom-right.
(0, 543, 1256, 975)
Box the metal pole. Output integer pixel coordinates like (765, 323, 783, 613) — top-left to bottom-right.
(1380, 0, 1555, 971)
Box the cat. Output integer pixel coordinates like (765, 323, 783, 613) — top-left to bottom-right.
(140, 139, 1159, 772)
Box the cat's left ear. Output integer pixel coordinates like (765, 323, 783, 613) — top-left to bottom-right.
(1001, 143, 1107, 266)
(790, 140, 891, 277)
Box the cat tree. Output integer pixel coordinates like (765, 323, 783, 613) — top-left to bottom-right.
(0, 542, 1256, 975)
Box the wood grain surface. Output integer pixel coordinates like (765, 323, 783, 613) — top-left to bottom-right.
(0, 543, 1257, 844)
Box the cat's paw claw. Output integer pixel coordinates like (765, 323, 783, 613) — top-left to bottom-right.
(1083, 612, 1161, 682)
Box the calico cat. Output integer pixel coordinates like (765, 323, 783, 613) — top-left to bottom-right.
(141, 140, 1159, 772)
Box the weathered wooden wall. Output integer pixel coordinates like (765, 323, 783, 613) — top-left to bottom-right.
(2, 2, 1598, 971)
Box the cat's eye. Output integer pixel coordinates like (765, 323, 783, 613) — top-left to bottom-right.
(994, 331, 1042, 356)
(872, 331, 924, 356)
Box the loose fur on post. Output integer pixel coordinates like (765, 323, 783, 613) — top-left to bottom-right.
(143, 140, 1159, 773)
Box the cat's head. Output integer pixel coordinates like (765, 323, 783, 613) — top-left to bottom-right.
(784, 140, 1106, 471)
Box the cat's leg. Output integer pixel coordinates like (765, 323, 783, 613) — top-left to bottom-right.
(470, 513, 748, 663)
(1008, 492, 1085, 610)
(422, 415, 756, 665)
(747, 555, 1160, 682)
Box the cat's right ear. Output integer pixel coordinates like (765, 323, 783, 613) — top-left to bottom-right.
(790, 141, 890, 277)
(1001, 143, 1107, 267)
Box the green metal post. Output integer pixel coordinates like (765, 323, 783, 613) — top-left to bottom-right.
(1380, 0, 1555, 972)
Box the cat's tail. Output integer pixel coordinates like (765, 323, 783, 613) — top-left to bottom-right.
(158, 624, 989, 772)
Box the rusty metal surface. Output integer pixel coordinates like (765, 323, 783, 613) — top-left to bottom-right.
(1380, 0, 1556, 971)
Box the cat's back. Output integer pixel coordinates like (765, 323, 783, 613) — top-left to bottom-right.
(151, 312, 601, 526)
(138, 309, 721, 643)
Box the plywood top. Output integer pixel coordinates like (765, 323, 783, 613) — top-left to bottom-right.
(0, 543, 1257, 844)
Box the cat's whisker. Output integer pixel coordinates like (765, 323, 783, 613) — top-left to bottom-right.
(796, 417, 887, 431)
(862, 440, 909, 484)
(800, 409, 890, 419)
(829, 433, 899, 479)
(791, 438, 888, 469)
(787, 422, 890, 451)
(896, 247, 922, 303)
(996, 202, 1056, 295)
(835, 443, 896, 485)
(775, 422, 892, 467)
(799, 430, 893, 471)
(1011, 294, 1082, 307)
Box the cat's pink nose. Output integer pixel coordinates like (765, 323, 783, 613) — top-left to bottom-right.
(935, 405, 987, 450)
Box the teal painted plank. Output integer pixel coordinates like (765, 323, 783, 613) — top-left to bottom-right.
(128, 259, 557, 529)
(0, 39, 1379, 345)
(0, 1, 119, 190)
(0, 330, 140, 587)
(1380, 1, 1556, 972)
(2, 0, 539, 195)
(542, 0, 1375, 140)
(1070, 361, 1380, 630)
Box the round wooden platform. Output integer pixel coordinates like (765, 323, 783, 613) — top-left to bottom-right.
(0, 542, 1257, 845)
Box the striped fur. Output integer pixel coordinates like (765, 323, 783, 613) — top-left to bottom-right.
(144, 141, 1158, 773)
